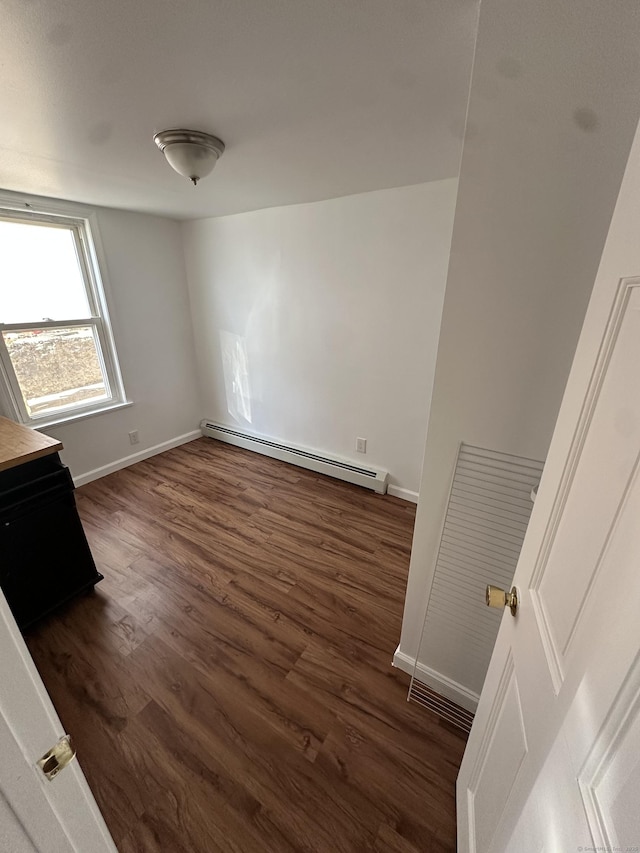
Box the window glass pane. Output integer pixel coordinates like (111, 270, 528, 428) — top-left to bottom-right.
(3, 327, 109, 418)
(0, 220, 91, 323)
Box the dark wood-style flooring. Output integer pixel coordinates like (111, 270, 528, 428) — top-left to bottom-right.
(26, 438, 465, 852)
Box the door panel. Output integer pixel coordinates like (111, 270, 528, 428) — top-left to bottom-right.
(468, 654, 528, 852)
(0, 790, 38, 853)
(506, 732, 588, 852)
(574, 469, 640, 849)
(590, 705, 640, 847)
(0, 589, 116, 852)
(536, 284, 640, 676)
(457, 117, 640, 852)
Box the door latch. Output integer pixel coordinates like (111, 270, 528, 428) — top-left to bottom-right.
(37, 735, 76, 781)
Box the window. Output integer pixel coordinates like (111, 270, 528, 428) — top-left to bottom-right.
(0, 207, 126, 426)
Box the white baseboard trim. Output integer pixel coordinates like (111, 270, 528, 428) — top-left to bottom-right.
(387, 485, 419, 503)
(72, 430, 202, 488)
(393, 647, 479, 713)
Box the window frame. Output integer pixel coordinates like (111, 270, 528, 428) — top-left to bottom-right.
(0, 200, 127, 428)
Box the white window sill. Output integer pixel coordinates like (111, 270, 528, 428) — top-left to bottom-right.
(29, 400, 133, 431)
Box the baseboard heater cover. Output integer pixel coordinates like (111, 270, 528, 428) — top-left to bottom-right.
(200, 421, 388, 494)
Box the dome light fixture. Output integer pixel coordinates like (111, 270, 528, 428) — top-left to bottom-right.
(153, 129, 225, 186)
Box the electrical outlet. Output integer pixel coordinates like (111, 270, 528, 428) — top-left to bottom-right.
(128, 430, 139, 446)
(356, 437, 367, 454)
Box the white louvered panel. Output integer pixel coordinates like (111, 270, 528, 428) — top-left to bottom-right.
(409, 444, 543, 730)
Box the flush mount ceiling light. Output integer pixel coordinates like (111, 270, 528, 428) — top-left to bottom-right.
(153, 129, 225, 186)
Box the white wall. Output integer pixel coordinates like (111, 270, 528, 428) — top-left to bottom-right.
(397, 0, 640, 698)
(182, 180, 458, 496)
(42, 207, 202, 482)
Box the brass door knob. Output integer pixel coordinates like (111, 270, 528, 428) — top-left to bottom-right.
(486, 585, 518, 616)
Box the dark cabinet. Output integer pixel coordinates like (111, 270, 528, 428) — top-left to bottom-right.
(0, 452, 103, 629)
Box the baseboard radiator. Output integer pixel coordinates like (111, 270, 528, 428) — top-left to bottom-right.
(409, 443, 543, 733)
(200, 421, 389, 494)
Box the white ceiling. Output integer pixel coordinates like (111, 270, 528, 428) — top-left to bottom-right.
(1, 0, 478, 220)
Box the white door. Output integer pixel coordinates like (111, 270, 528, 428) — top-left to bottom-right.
(0, 591, 116, 852)
(457, 117, 640, 851)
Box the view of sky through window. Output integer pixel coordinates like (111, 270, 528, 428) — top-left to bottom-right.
(0, 219, 90, 322)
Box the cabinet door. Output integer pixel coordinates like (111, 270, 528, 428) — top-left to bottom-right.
(0, 492, 100, 628)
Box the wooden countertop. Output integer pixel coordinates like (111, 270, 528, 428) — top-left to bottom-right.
(0, 417, 63, 472)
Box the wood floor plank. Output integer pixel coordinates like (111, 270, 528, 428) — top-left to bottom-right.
(121, 699, 286, 853)
(283, 575, 404, 651)
(374, 822, 451, 853)
(128, 554, 306, 674)
(317, 720, 457, 848)
(27, 596, 151, 720)
(267, 529, 407, 613)
(130, 617, 334, 762)
(125, 639, 381, 852)
(25, 438, 466, 852)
